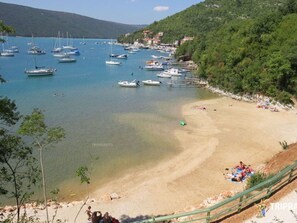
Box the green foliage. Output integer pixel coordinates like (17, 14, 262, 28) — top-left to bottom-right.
(246, 172, 275, 190)
(76, 166, 90, 185)
(187, 3, 297, 104)
(0, 98, 40, 222)
(119, 0, 286, 44)
(18, 109, 65, 147)
(0, 97, 20, 126)
(18, 109, 65, 223)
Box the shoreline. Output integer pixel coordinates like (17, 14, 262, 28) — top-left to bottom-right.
(1, 96, 297, 222)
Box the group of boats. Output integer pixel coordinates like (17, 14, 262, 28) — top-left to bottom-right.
(118, 79, 161, 88)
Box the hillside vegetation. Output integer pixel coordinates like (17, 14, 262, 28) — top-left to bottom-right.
(176, 0, 297, 104)
(118, 0, 285, 43)
(0, 2, 142, 38)
(119, 0, 297, 104)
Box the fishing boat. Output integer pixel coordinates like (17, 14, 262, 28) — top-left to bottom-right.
(142, 80, 161, 86)
(118, 80, 139, 88)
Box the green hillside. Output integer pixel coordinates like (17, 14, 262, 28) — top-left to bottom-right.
(176, 0, 297, 104)
(0, 2, 143, 38)
(119, 0, 297, 104)
(118, 0, 285, 43)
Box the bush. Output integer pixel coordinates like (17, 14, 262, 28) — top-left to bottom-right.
(246, 172, 275, 190)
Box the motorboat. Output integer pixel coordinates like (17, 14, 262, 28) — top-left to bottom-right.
(157, 72, 171, 78)
(118, 80, 139, 88)
(144, 64, 164, 71)
(106, 60, 121, 65)
(25, 66, 56, 77)
(142, 80, 161, 86)
(1, 50, 14, 57)
(28, 46, 46, 55)
(117, 54, 128, 59)
(163, 68, 182, 76)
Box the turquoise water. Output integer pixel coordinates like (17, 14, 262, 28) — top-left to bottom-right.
(0, 37, 216, 201)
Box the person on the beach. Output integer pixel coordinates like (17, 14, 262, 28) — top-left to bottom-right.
(234, 161, 246, 170)
(245, 165, 254, 175)
(86, 206, 92, 221)
(91, 211, 102, 223)
(102, 212, 112, 223)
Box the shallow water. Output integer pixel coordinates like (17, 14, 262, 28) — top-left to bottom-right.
(0, 37, 217, 202)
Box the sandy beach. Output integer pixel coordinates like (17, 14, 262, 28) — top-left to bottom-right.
(4, 96, 297, 222)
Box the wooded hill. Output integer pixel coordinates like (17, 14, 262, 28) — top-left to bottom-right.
(118, 0, 285, 43)
(0, 2, 143, 38)
(119, 0, 297, 104)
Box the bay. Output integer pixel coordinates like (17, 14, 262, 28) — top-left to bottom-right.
(0, 37, 216, 201)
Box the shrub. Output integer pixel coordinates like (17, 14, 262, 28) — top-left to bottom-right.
(246, 172, 275, 190)
(279, 140, 288, 150)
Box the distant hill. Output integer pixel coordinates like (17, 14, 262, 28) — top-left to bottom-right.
(0, 2, 144, 38)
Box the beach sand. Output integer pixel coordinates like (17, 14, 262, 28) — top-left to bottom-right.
(8, 97, 297, 222)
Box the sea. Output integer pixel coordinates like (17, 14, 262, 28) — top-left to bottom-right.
(0, 37, 216, 202)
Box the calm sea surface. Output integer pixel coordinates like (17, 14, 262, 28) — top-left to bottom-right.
(0, 37, 216, 201)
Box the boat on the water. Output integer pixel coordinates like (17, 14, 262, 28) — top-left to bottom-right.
(144, 60, 164, 71)
(116, 54, 128, 59)
(156, 73, 171, 78)
(118, 80, 139, 88)
(25, 66, 56, 77)
(106, 40, 121, 65)
(106, 60, 121, 65)
(28, 46, 46, 55)
(162, 68, 182, 76)
(142, 80, 161, 86)
(58, 55, 76, 63)
(1, 50, 14, 57)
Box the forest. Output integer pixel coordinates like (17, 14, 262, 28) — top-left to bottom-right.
(119, 0, 297, 104)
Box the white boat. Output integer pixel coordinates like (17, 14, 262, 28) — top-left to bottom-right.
(52, 32, 63, 53)
(24, 57, 56, 76)
(118, 80, 139, 88)
(1, 35, 16, 56)
(10, 46, 19, 53)
(144, 64, 164, 71)
(58, 56, 76, 63)
(157, 72, 171, 78)
(106, 40, 121, 65)
(163, 68, 182, 76)
(28, 46, 46, 55)
(106, 60, 121, 65)
(62, 32, 78, 50)
(151, 55, 161, 59)
(1, 50, 14, 57)
(116, 54, 128, 59)
(142, 80, 161, 86)
(25, 67, 56, 77)
(53, 52, 68, 58)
